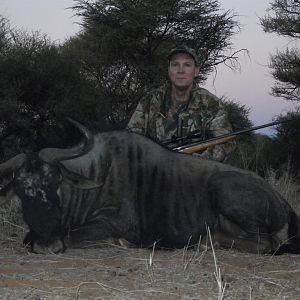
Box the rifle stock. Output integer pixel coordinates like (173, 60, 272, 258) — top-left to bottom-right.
(179, 136, 235, 154)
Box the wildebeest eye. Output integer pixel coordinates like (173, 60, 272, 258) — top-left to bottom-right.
(42, 164, 54, 175)
(40, 164, 61, 179)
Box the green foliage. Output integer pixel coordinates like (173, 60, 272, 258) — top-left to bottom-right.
(227, 134, 268, 173)
(0, 1, 243, 158)
(70, 0, 240, 124)
(221, 99, 261, 171)
(0, 16, 10, 53)
(0, 19, 109, 159)
(269, 48, 300, 101)
(260, 1, 300, 177)
(261, 0, 300, 102)
(228, 110, 300, 178)
(221, 98, 253, 132)
(72, 0, 239, 75)
(272, 111, 300, 175)
(261, 0, 300, 38)
(219, 99, 298, 177)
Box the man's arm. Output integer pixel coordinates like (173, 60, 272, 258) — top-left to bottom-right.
(126, 98, 149, 134)
(200, 102, 235, 162)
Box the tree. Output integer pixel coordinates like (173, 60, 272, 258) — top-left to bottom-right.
(221, 98, 253, 132)
(221, 99, 258, 171)
(0, 16, 10, 53)
(261, 0, 300, 102)
(272, 110, 300, 175)
(0, 18, 109, 160)
(261, 1, 300, 177)
(0, 1, 245, 160)
(70, 0, 241, 126)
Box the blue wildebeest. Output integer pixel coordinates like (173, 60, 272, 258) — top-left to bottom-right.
(0, 119, 299, 254)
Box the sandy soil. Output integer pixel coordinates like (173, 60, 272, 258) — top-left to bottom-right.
(1, 236, 300, 300)
(1, 199, 300, 300)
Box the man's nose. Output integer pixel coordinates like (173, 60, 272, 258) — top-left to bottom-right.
(178, 65, 185, 72)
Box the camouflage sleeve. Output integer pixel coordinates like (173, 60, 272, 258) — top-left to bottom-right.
(126, 96, 149, 135)
(199, 96, 235, 162)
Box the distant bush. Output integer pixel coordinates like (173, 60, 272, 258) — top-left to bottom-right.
(266, 166, 300, 217)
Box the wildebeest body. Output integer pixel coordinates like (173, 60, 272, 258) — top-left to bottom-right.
(1, 123, 299, 254)
(52, 132, 291, 250)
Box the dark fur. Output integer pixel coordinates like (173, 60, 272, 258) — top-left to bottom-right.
(3, 131, 300, 254)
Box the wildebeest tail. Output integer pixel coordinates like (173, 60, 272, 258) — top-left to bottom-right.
(276, 210, 300, 255)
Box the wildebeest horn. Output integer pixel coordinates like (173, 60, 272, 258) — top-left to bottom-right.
(39, 118, 94, 163)
(0, 153, 27, 174)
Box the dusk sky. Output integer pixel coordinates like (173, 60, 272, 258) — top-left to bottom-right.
(1, 0, 298, 134)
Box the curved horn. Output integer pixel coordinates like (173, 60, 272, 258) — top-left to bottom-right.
(0, 153, 26, 174)
(39, 118, 94, 163)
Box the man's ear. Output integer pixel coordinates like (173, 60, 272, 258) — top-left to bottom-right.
(195, 66, 200, 77)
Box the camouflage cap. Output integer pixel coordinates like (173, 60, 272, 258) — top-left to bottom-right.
(168, 45, 199, 66)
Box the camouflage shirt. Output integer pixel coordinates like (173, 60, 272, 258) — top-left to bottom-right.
(127, 83, 234, 162)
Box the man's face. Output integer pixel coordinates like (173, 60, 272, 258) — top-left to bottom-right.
(168, 53, 200, 91)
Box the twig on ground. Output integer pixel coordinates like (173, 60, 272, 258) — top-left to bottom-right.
(146, 241, 157, 283)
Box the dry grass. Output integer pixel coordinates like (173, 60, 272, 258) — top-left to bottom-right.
(0, 196, 26, 247)
(266, 167, 300, 215)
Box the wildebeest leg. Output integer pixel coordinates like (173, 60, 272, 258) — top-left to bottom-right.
(23, 231, 66, 254)
(208, 171, 290, 254)
(212, 215, 278, 254)
(275, 211, 300, 254)
(66, 219, 139, 248)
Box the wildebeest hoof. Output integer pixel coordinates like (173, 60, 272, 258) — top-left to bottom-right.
(28, 240, 66, 254)
(107, 238, 134, 248)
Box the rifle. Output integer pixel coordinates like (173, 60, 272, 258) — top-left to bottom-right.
(169, 119, 291, 155)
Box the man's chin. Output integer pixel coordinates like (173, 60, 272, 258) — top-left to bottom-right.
(173, 84, 191, 91)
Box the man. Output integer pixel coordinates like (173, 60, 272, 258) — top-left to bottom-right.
(127, 45, 234, 162)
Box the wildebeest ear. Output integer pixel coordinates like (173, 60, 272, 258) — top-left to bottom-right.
(0, 153, 27, 205)
(59, 163, 103, 189)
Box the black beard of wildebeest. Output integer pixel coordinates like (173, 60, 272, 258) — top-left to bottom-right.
(0, 118, 300, 255)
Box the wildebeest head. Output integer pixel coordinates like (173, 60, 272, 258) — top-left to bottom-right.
(0, 119, 100, 252)
(14, 153, 64, 250)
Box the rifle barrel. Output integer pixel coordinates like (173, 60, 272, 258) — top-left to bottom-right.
(172, 119, 291, 152)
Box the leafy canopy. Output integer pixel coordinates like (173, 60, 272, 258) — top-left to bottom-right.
(70, 0, 240, 124)
(261, 0, 300, 102)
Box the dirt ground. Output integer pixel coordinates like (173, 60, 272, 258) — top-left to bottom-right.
(1, 235, 300, 300)
(1, 200, 300, 300)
